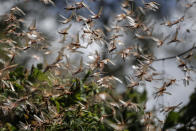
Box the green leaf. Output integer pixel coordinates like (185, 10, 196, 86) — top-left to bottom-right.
(163, 111, 180, 130)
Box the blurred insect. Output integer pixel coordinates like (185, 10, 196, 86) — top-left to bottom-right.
(115, 47, 133, 61)
(144, 1, 160, 12)
(10, 6, 26, 16)
(176, 56, 186, 67)
(183, 71, 191, 86)
(161, 16, 184, 27)
(109, 34, 123, 41)
(64, 54, 72, 71)
(88, 51, 100, 70)
(99, 58, 115, 71)
(55, 85, 72, 95)
(97, 75, 123, 84)
(122, 7, 133, 15)
(44, 46, 65, 72)
(126, 16, 140, 28)
(166, 79, 176, 87)
(161, 102, 183, 113)
(32, 54, 41, 61)
(75, 14, 93, 24)
(58, 24, 72, 37)
(125, 75, 139, 88)
(28, 19, 37, 31)
(115, 13, 127, 22)
(185, 1, 196, 9)
(27, 19, 45, 43)
(108, 41, 117, 53)
(135, 33, 169, 47)
(65, 0, 92, 13)
(1, 39, 17, 45)
(4, 13, 17, 22)
(153, 82, 172, 98)
(0, 64, 18, 77)
(2, 96, 28, 111)
(67, 33, 87, 51)
(18, 121, 31, 130)
(168, 26, 182, 44)
(58, 14, 73, 24)
(144, 72, 162, 82)
(116, 7, 133, 22)
(144, 112, 153, 131)
(73, 57, 83, 75)
(108, 34, 123, 52)
(119, 99, 140, 111)
(134, 66, 148, 80)
(34, 114, 44, 124)
(104, 25, 123, 33)
(65, 5, 79, 10)
(41, 0, 55, 6)
(121, 0, 130, 8)
(183, 52, 193, 60)
(103, 119, 128, 130)
(6, 23, 20, 32)
(14, 45, 31, 51)
(91, 7, 103, 19)
(97, 75, 122, 88)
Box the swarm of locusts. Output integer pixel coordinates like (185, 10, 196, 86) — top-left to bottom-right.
(0, 0, 196, 130)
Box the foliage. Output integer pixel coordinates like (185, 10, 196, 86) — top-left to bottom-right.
(164, 89, 196, 130)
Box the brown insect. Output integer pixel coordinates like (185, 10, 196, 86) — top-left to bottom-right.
(44, 46, 65, 72)
(0, 64, 18, 77)
(103, 119, 127, 130)
(116, 47, 133, 61)
(161, 102, 182, 113)
(176, 56, 186, 67)
(126, 16, 140, 28)
(144, 1, 160, 12)
(10, 6, 26, 16)
(121, 0, 130, 8)
(75, 14, 93, 24)
(153, 82, 172, 98)
(168, 26, 182, 44)
(99, 58, 115, 71)
(126, 75, 139, 88)
(73, 57, 83, 75)
(58, 14, 73, 24)
(58, 24, 72, 37)
(161, 16, 184, 27)
(91, 7, 103, 19)
(65, 2, 84, 10)
(88, 51, 101, 70)
(183, 72, 191, 86)
(41, 0, 55, 6)
(28, 19, 37, 31)
(115, 13, 127, 22)
(66, 33, 87, 53)
(108, 41, 117, 53)
(104, 25, 123, 33)
(186, 1, 196, 9)
(135, 33, 169, 47)
(184, 52, 193, 60)
(109, 34, 123, 41)
(1, 96, 28, 111)
(166, 79, 176, 87)
(97, 76, 122, 88)
(65, 1, 94, 14)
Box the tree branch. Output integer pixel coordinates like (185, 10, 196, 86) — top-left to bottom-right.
(153, 44, 196, 62)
